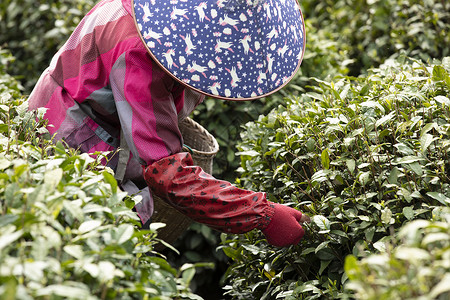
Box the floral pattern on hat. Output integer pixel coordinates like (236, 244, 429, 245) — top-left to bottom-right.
(133, 0, 305, 100)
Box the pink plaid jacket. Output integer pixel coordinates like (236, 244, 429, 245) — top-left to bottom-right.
(28, 0, 273, 232)
(29, 0, 204, 169)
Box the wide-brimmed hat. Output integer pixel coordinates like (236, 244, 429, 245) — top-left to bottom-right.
(132, 0, 305, 101)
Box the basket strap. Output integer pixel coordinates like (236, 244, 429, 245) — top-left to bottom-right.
(114, 129, 130, 183)
(182, 144, 194, 154)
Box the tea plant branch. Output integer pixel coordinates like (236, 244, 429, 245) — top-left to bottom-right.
(282, 153, 319, 202)
(361, 123, 383, 195)
(100, 283, 108, 300)
(6, 105, 11, 155)
(284, 252, 310, 281)
(431, 138, 450, 186)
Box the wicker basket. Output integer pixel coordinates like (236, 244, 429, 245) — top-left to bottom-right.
(151, 117, 219, 246)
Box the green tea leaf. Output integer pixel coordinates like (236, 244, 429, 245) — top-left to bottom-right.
(63, 245, 84, 259)
(427, 192, 450, 205)
(315, 241, 330, 253)
(44, 168, 63, 190)
(36, 284, 91, 299)
(420, 133, 435, 153)
(375, 111, 395, 128)
(242, 244, 262, 255)
(0, 155, 11, 170)
(319, 260, 331, 275)
(313, 215, 331, 233)
(78, 220, 102, 234)
(432, 65, 447, 82)
(434, 95, 450, 106)
(365, 227, 375, 242)
(430, 274, 450, 299)
(381, 208, 394, 225)
(422, 233, 449, 246)
(344, 255, 359, 280)
(321, 149, 330, 170)
(0, 228, 23, 251)
(394, 156, 425, 164)
(346, 159, 356, 173)
(0, 215, 18, 228)
(359, 171, 371, 187)
(408, 162, 423, 176)
(115, 224, 134, 245)
(395, 246, 430, 261)
(102, 170, 117, 193)
(402, 206, 414, 220)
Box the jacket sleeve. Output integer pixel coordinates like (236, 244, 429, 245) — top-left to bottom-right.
(143, 152, 276, 233)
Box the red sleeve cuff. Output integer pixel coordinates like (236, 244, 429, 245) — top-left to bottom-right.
(143, 152, 275, 233)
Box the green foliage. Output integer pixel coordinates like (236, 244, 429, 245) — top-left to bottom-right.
(221, 56, 450, 299)
(345, 207, 450, 299)
(0, 0, 96, 91)
(0, 88, 205, 298)
(162, 223, 230, 299)
(0, 49, 23, 97)
(194, 0, 450, 180)
(192, 98, 274, 181)
(301, 0, 450, 75)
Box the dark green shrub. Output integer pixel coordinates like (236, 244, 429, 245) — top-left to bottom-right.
(163, 222, 231, 300)
(194, 0, 450, 181)
(0, 0, 96, 91)
(220, 56, 450, 299)
(0, 49, 23, 96)
(185, 18, 354, 289)
(301, 0, 450, 75)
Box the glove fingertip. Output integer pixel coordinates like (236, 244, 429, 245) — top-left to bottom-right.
(293, 227, 305, 245)
(292, 209, 303, 221)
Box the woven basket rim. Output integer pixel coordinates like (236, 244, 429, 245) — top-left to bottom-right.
(181, 117, 219, 156)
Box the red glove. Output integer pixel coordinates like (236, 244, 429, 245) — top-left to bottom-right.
(261, 203, 308, 247)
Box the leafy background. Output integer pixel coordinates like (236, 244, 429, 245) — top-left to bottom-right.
(224, 56, 450, 299)
(1, 0, 450, 299)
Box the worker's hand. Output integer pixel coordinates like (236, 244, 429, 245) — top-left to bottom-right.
(261, 203, 310, 247)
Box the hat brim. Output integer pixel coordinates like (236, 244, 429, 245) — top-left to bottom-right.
(132, 0, 305, 101)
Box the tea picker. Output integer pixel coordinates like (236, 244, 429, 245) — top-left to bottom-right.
(28, 0, 309, 248)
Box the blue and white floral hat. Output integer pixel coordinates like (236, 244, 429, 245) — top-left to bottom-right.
(133, 0, 305, 100)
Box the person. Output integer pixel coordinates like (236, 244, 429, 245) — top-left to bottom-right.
(28, 0, 309, 247)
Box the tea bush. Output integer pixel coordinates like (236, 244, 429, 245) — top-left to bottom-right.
(0, 78, 206, 298)
(220, 56, 450, 299)
(194, 0, 450, 179)
(0, 0, 96, 91)
(345, 207, 450, 299)
(162, 222, 231, 300)
(0, 49, 23, 96)
(301, 0, 450, 75)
